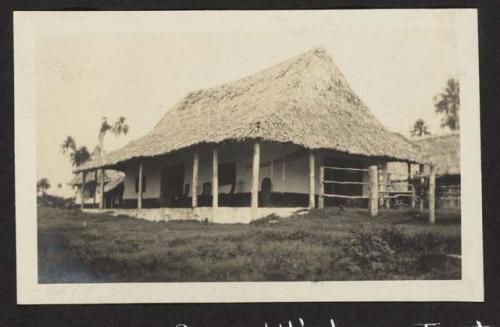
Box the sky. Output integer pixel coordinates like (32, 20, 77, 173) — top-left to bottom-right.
(34, 10, 462, 197)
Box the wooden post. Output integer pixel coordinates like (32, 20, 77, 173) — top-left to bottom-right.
(137, 162, 143, 209)
(212, 147, 218, 213)
(419, 164, 425, 210)
(81, 171, 86, 209)
(309, 150, 315, 209)
(369, 165, 379, 217)
(93, 170, 97, 207)
(411, 188, 416, 208)
(319, 166, 325, 209)
(429, 164, 436, 224)
(408, 162, 416, 208)
(407, 162, 412, 189)
(251, 140, 260, 219)
(379, 163, 386, 208)
(192, 148, 199, 208)
(100, 168, 105, 209)
(384, 167, 391, 209)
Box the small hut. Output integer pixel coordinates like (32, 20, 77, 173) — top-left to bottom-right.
(415, 132, 460, 208)
(75, 47, 428, 223)
(70, 170, 125, 208)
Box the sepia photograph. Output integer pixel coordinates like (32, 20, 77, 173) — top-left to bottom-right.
(14, 9, 482, 303)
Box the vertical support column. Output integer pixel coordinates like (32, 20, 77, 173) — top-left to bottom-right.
(408, 162, 416, 208)
(192, 148, 199, 208)
(429, 164, 436, 224)
(379, 163, 387, 208)
(319, 166, 325, 209)
(81, 171, 86, 209)
(411, 188, 416, 208)
(93, 170, 97, 206)
(100, 168, 105, 209)
(212, 146, 219, 214)
(407, 162, 412, 189)
(137, 162, 143, 209)
(368, 165, 379, 217)
(251, 140, 260, 219)
(309, 150, 315, 209)
(419, 164, 425, 210)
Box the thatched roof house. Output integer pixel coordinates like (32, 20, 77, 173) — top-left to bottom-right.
(415, 132, 460, 176)
(70, 170, 125, 192)
(76, 47, 426, 173)
(75, 47, 430, 221)
(414, 132, 460, 209)
(71, 170, 125, 208)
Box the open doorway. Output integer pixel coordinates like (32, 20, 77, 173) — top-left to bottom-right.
(160, 165, 185, 207)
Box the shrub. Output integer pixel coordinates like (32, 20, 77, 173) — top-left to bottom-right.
(335, 228, 397, 279)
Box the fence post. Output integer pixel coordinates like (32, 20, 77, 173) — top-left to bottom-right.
(81, 171, 86, 209)
(419, 164, 425, 210)
(411, 188, 416, 208)
(100, 168, 105, 209)
(319, 166, 324, 209)
(378, 164, 386, 208)
(369, 165, 379, 217)
(429, 165, 436, 224)
(407, 162, 415, 208)
(212, 146, 218, 221)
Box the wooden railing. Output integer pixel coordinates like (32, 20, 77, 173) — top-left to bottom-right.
(319, 165, 373, 215)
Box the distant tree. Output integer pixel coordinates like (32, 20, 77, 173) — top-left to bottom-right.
(71, 146, 91, 167)
(95, 116, 129, 157)
(61, 117, 129, 168)
(37, 178, 50, 195)
(410, 119, 431, 138)
(57, 183, 62, 188)
(434, 78, 460, 131)
(62, 136, 91, 168)
(61, 136, 77, 154)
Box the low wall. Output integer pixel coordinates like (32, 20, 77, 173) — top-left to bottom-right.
(83, 207, 308, 224)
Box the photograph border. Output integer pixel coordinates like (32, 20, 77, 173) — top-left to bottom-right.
(14, 9, 483, 304)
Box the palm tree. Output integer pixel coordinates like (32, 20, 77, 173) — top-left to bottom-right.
(95, 116, 129, 157)
(410, 119, 431, 138)
(61, 137, 91, 167)
(37, 178, 50, 195)
(70, 146, 91, 167)
(61, 136, 76, 154)
(434, 78, 460, 131)
(61, 116, 129, 167)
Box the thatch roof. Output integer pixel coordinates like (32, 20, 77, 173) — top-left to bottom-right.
(76, 47, 427, 172)
(103, 173, 125, 192)
(414, 132, 460, 176)
(69, 170, 125, 192)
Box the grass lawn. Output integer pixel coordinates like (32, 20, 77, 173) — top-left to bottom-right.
(38, 206, 461, 283)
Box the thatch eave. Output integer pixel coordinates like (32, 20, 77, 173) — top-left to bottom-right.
(74, 136, 428, 174)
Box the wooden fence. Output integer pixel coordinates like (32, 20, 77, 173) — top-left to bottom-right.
(319, 165, 437, 223)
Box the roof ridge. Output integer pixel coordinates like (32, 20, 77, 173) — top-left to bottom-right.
(181, 46, 332, 97)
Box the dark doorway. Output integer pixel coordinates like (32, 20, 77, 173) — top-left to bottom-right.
(160, 165, 185, 207)
(261, 177, 273, 207)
